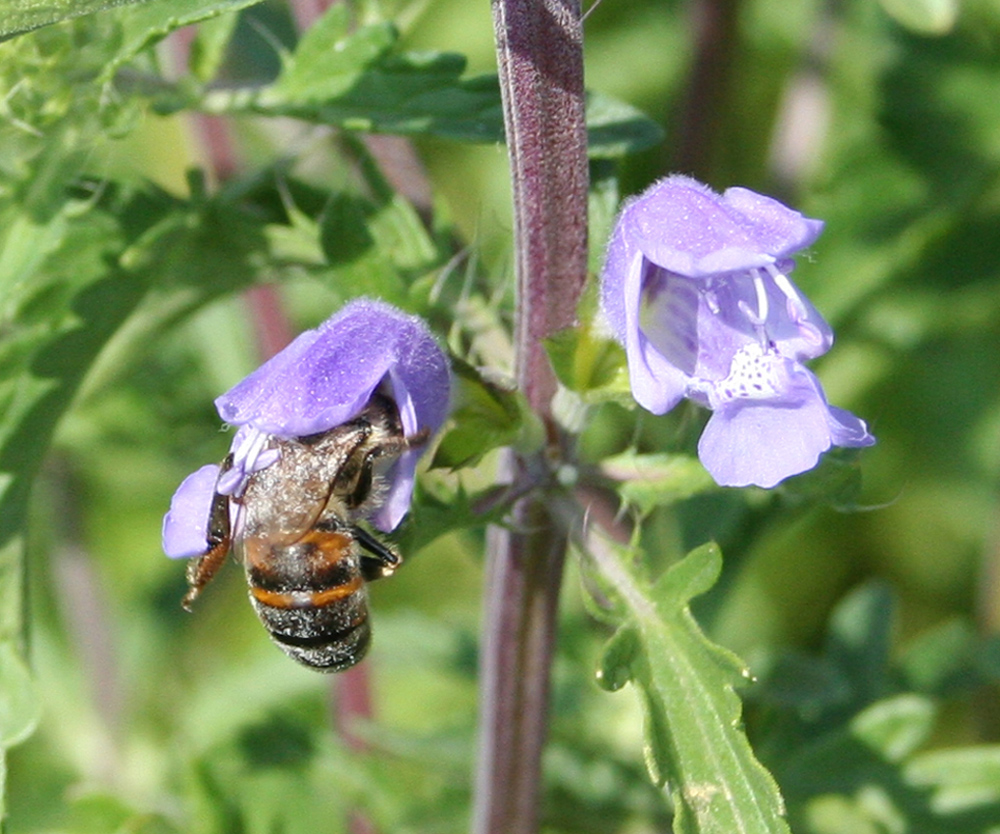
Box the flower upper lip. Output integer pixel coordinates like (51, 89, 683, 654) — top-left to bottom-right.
(621, 177, 825, 278)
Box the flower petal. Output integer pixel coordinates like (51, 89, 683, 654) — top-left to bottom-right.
(697, 365, 843, 488)
(372, 449, 420, 532)
(370, 359, 452, 532)
(720, 187, 824, 258)
(216, 298, 449, 440)
(622, 176, 824, 278)
(827, 405, 876, 448)
(698, 400, 832, 488)
(621, 249, 689, 414)
(162, 464, 220, 559)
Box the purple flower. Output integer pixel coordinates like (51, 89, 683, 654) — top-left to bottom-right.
(162, 299, 450, 558)
(601, 175, 874, 488)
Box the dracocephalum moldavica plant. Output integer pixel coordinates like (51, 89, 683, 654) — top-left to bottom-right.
(2, 1, 1000, 834)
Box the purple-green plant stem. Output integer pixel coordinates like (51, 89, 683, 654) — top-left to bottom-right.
(474, 1, 588, 832)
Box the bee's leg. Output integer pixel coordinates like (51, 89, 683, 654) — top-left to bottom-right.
(182, 487, 232, 611)
(353, 525, 401, 581)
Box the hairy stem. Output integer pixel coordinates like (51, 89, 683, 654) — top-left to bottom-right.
(474, 1, 588, 832)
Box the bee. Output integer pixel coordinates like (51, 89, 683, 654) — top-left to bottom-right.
(182, 394, 421, 671)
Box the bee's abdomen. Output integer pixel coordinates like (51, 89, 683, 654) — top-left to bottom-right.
(244, 531, 371, 672)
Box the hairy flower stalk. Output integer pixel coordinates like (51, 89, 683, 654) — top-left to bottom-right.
(602, 175, 874, 487)
(475, 0, 588, 832)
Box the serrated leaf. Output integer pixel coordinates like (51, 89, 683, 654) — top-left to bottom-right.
(600, 451, 716, 516)
(270, 4, 395, 102)
(596, 626, 640, 692)
(195, 9, 505, 144)
(591, 539, 790, 834)
(104, 0, 264, 81)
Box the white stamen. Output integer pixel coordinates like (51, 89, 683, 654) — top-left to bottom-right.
(738, 271, 770, 328)
(221, 425, 280, 497)
(765, 263, 809, 321)
(752, 270, 770, 323)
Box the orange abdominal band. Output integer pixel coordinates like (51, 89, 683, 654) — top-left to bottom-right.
(251, 575, 364, 610)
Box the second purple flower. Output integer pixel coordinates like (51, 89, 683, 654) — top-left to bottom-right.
(601, 175, 874, 488)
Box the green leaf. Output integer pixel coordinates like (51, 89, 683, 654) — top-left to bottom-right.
(545, 326, 631, 403)
(0, 176, 267, 814)
(316, 189, 442, 299)
(824, 581, 894, 707)
(878, 0, 959, 34)
(600, 451, 716, 516)
(180, 3, 661, 155)
(905, 745, 1000, 814)
(269, 4, 396, 101)
(195, 8, 505, 144)
(0, 0, 262, 50)
(319, 193, 377, 265)
(775, 449, 867, 510)
(850, 695, 936, 764)
(0, 194, 148, 817)
(596, 626, 641, 693)
(395, 480, 507, 555)
(104, 0, 264, 81)
(0, 641, 40, 748)
(585, 91, 665, 159)
(432, 358, 543, 470)
(751, 651, 853, 718)
(593, 541, 790, 834)
(0, 0, 146, 41)
(188, 8, 240, 83)
(898, 617, 979, 695)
